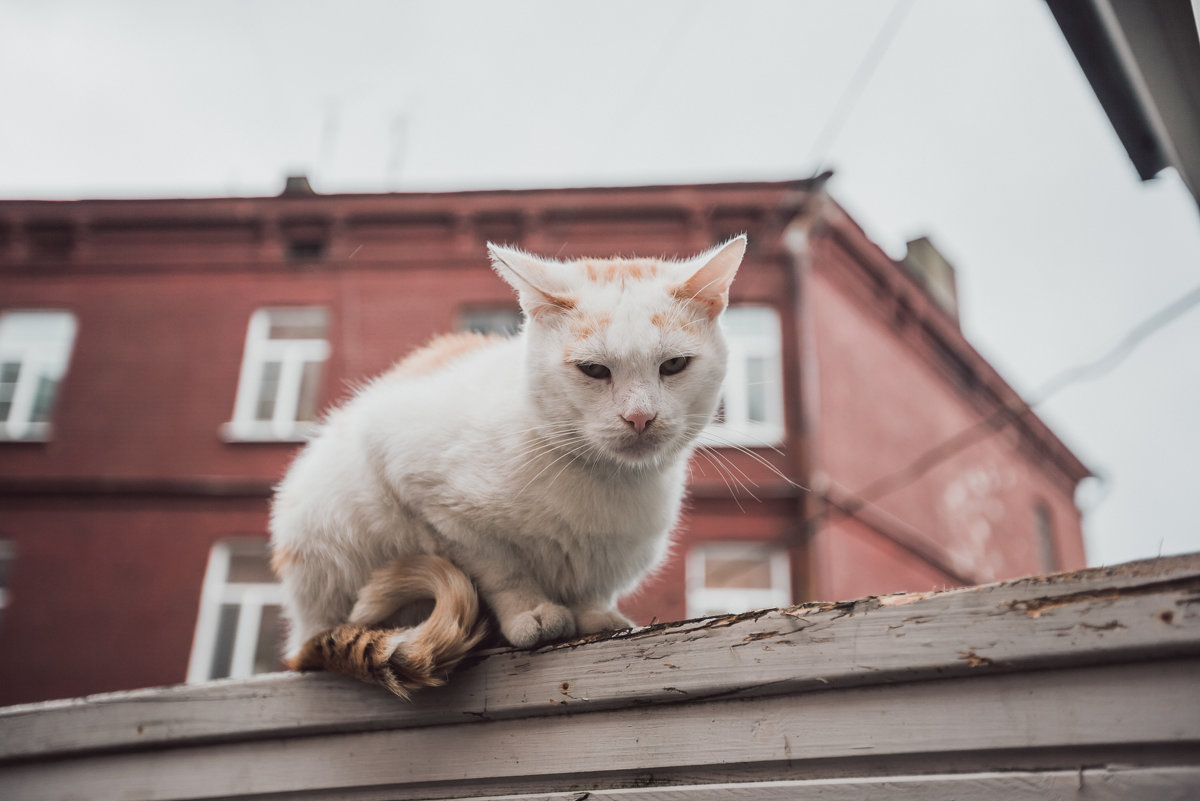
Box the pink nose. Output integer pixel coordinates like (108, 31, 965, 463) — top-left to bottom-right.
(623, 411, 656, 434)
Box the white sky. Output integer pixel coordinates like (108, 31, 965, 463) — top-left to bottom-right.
(3, 0, 1198, 567)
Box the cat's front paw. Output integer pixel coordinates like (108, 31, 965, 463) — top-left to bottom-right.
(502, 602, 576, 648)
(575, 607, 634, 636)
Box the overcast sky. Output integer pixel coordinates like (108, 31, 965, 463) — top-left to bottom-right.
(3, 0, 1198, 567)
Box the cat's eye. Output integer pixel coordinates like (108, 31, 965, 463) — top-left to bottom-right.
(577, 362, 611, 380)
(659, 356, 691, 376)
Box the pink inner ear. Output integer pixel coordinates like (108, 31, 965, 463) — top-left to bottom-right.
(673, 238, 745, 319)
(672, 281, 727, 320)
(488, 244, 577, 319)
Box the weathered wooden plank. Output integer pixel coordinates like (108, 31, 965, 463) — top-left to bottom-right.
(2, 659, 1197, 801)
(2, 553, 1197, 761)
(450, 767, 1200, 801)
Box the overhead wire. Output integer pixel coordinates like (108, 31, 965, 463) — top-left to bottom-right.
(806, 0, 916, 178)
(805, 281, 1200, 560)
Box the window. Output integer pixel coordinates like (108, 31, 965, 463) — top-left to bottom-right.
(226, 307, 329, 441)
(187, 539, 286, 682)
(686, 542, 791, 618)
(701, 305, 785, 447)
(1035, 502, 1058, 572)
(459, 306, 522, 336)
(0, 310, 77, 441)
(0, 541, 14, 630)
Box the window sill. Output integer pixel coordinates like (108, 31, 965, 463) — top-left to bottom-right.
(697, 423, 785, 449)
(0, 422, 53, 443)
(220, 421, 318, 444)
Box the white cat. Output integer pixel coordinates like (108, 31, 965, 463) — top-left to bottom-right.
(270, 236, 746, 696)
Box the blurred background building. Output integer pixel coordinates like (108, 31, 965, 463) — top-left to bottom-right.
(0, 177, 1089, 704)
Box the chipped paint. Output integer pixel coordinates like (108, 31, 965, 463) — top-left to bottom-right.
(938, 462, 1018, 583)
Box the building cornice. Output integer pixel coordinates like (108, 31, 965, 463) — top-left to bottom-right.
(812, 201, 1091, 489)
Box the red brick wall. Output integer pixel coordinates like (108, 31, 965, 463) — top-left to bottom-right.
(0, 497, 268, 705)
(0, 184, 1088, 704)
(806, 232, 1086, 600)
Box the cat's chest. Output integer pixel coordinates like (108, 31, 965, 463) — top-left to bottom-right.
(510, 465, 681, 538)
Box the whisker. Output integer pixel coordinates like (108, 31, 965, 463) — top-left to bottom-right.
(683, 415, 810, 493)
(510, 432, 588, 461)
(691, 447, 747, 512)
(545, 442, 595, 489)
(515, 440, 594, 496)
(700, 445, 763, 503)
(706, 439, 805, 492)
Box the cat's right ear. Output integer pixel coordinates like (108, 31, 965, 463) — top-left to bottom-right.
(487, 244, 577, 320)
(672, 235, 747, 320)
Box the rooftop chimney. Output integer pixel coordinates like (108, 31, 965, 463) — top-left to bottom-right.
(281, 175, 316, 196)
(902, 236, 959, 323)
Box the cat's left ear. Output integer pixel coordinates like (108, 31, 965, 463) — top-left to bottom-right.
(488, 244, 577, 320)
(673, 235, 747, 319)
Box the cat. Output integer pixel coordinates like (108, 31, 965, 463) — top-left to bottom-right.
(269, 235, 747, 697)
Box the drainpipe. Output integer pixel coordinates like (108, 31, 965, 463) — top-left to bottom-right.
(779, 183, 830, 601)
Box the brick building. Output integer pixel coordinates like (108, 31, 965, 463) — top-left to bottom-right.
(0, 178, 1089, 704)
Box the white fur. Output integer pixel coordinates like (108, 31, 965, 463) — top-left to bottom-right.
(271, 237, 746, 654)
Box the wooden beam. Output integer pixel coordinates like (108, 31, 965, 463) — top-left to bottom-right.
(1, 554, 1197, 800)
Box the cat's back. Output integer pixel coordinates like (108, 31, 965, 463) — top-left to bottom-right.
(317, 330, 524, 464)
(271, 331, 520, 539)
(382, 331, 510, 385)
(361, 331, 523, 424)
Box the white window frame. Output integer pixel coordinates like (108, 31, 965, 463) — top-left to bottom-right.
(686, 542, 792, 619)
(0, 310, 78, 442)
(700, 305, 785, 448)
(187, 539, 285, 683)
(224, 307, 329, 442)
(459, 306, 523, 336)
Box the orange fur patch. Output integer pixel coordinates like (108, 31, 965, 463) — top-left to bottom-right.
(270, 545, 303, 577)
(569, 312, 612, 341)
(292, 555, 488, 698)
(583, 259, 660, 285)
(389, 331, 501, 380)
(671, 284, 727, 320)
(544, 292, 577, 313)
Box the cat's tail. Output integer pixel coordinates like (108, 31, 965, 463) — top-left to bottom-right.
(292, 554, 488, 698)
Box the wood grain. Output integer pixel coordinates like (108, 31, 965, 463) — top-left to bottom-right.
(0, 553, 1197, 800)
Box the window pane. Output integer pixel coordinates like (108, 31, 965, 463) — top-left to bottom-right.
(712, 399, 726, 426)
(254, 361, 282, 421)
(460, 308, 522, 336)
(0, 312, 77, 431)
(254, 604, 286, 674)
(0, 362, 18, 421)
(295, 360, 323, 422)
(267, 308, 328, 340)
(0, 542, 14, 589)
(0, 362, 19, 386)
(722, 306, 776, 337)
(745, 356, 767, 423)
(30, 373, 60, 423)
(227, 550, 276, 584)
(705, 555, 773, 589)
(209, 603, 240, 680)
(1036, 504, 1057, 572)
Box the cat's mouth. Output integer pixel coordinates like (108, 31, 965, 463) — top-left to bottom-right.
(608, 430, 673, 463)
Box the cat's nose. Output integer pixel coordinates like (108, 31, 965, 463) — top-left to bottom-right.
(622, 411, 656, 434)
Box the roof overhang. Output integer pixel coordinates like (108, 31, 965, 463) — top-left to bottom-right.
(1046, 0, 1200, 211)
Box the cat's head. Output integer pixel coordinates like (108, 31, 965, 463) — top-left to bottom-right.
(488, 237, 746, 469)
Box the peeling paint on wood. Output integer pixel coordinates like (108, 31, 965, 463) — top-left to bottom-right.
(0, 553, 1198, 800)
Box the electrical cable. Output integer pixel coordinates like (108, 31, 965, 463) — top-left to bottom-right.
(806, 0, 916, 178)
(807, 281, 1200, 566)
